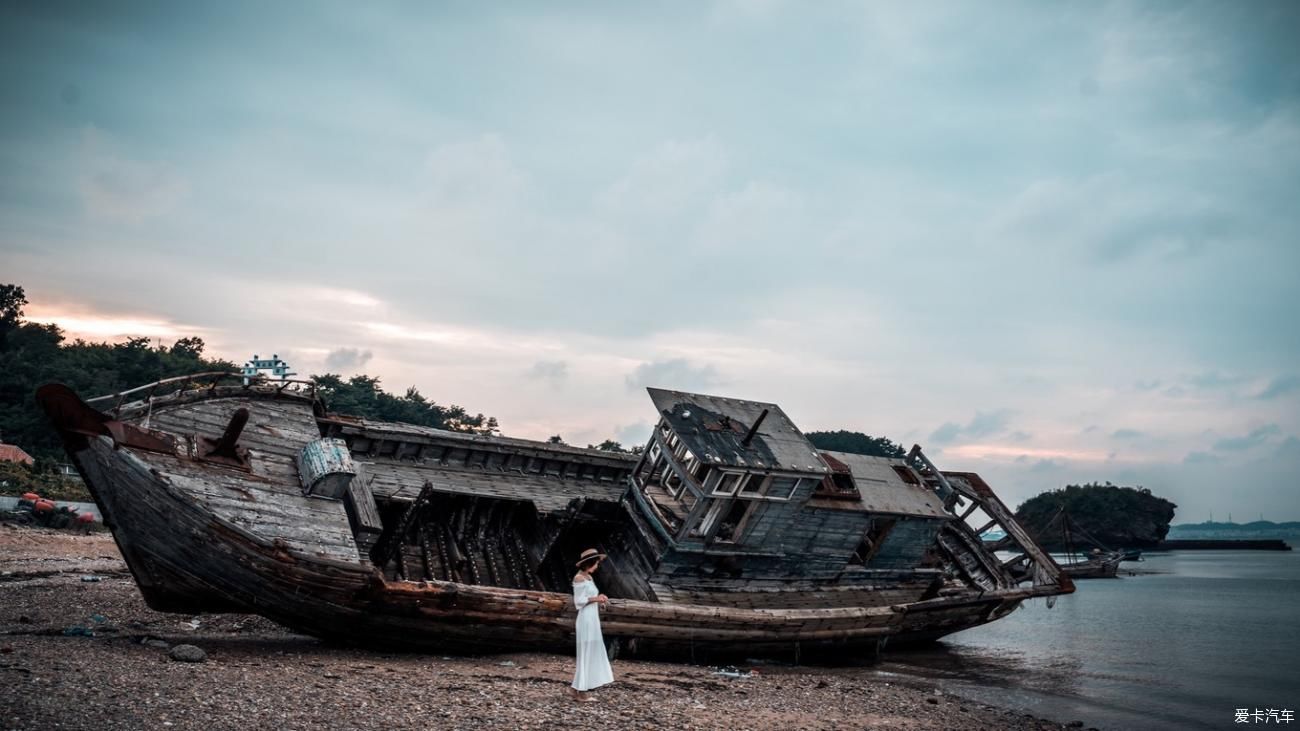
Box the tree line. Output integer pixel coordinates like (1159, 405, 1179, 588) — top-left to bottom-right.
(0, 283, 496, 469)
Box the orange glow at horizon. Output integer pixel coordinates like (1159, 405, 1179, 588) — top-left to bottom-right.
(25, 304, 206, 342)
(945, 443, 1117, 463)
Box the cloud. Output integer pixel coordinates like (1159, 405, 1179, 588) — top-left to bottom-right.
(710, 0, 790, 22)
(929, 409, 1014, 444)
(1030, 458, 1066, 473)
(692, 180, 805, 257)
(324, 347, 374, 371)
(1008, 431, 1032, 442)
(1184, 451, 1223, 465)
(1111, 429, 1144, 440)
(989, 172, 1229, 264)
(616, 422, 652, 447)
(624, 359, 723, 393)
(78, 128, 188, 222)
(1188, 371, 1246, 390)
(929, 422, 962, 444)
(1276, 436, 1300, 459)
(526, 360, 569, 388)
(597, 138, 727, 219)
(425, 134, 524, 207)
(4, 2, 1300, 525)
(24, 303, 208, 341)
(1256, 374, 1300, 400)
(1212, 424, 1281, 452)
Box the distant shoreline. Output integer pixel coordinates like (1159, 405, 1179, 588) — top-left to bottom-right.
(1152, 538, 1292, 551)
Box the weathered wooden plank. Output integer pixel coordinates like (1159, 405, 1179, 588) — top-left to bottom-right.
(162, 465, 348, 520)
(149, 404, 319, 453)
(363, 461, 623, 514)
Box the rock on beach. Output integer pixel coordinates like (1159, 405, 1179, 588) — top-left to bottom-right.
(168, 644, 207, 662)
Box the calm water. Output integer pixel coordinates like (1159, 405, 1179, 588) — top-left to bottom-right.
(879, 551, 1300, 730)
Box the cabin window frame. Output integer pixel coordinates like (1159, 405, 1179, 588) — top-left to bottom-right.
(699, 468, 721, 492)
(672, 442, 688, 462)
(663, 470, 686, 498)
(649, 453, 668, 481)
(712, 471, 744, 496)
(682, 450, 700, 476)
(711, 499, 758, 544)
(768, 476, 803, 500)
(694, 498, 729, 538)
(709, 470, 807, 501)
(740, 474, 770, 496)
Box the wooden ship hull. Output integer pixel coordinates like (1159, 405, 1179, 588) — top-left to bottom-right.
(38, 375, 1073, 662)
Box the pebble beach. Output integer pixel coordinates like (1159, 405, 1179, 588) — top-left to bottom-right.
(1, 526, 1090, 731)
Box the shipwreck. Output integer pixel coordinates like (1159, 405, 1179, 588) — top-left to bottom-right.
(37, 374, 1072, 662)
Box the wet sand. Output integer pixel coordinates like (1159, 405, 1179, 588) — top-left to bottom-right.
(0, 525, 1089, 730)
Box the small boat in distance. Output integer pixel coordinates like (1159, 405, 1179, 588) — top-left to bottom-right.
(1045, 508, 1125, 579)
(37, 372, 1073, 661)
(1061, 549, 1124, 579)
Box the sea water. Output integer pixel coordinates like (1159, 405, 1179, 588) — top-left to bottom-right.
(880, 551, 1300, 730)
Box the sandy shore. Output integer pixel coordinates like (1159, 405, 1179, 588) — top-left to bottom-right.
(0, 525, 1089, 730)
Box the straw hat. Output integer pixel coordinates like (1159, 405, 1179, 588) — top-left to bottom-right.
(575, 548, 607, 567)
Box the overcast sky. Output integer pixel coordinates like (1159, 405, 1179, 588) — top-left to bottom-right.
(3, 1, 1299, 521)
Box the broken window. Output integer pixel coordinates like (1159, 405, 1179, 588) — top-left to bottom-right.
(682, 450, 699, 476)
(850, 517, 897, 565)
(693, 499, 728, 537)
(698, 467, 718, 490)
(647, 453, 666, 482)
(713, 472, 743, 496)
(891, 465, 920, 485)
(768, 476, 801, 500)
(740, 474, 770, 495)
(814, 470, 859, 499)
(664, 469, 685, 498)
(713, 500, 756, 544)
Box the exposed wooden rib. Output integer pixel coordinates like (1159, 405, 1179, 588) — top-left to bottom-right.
(371, 480, 436, 568)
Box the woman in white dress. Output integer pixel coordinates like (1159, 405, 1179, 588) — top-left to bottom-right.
(570, 548, 614, 702)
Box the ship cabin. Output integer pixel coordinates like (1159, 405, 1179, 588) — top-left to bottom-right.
(631, 389, 953, 587)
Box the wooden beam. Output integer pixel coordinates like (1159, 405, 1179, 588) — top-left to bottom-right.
(369, 479, 435, 567)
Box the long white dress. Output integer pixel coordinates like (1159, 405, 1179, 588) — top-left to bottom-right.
(571, 579, 614, 691)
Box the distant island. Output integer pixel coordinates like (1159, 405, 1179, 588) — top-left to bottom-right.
(1167, 521, 1300, 541)
(1015, 482, 1177, 550)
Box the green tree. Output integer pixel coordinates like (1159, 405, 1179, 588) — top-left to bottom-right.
(806, 430, 906, 458)
(588, 439, 628, 452)
(0, 284, 26, 349)
(1015, 482, 1177, 549)
(311, 374, 497, 435)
